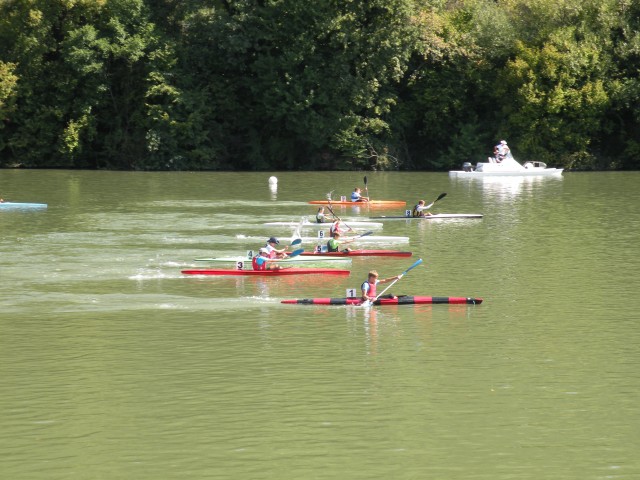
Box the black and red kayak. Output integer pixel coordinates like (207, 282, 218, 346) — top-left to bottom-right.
(281, 295, 483, 305)
(299, 249, 412, 258)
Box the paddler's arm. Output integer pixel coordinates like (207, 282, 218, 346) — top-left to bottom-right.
(378, 275, 401, 284)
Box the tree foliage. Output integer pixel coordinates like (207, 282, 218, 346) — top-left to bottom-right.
(0, 0, 638, 170)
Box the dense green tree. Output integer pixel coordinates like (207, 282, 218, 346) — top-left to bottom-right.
(0, 0, 638, 171)
(174, 0, 419, 170)
(0, 0, 167, 169)
(0, 61, 18, 155)
(603, 0, 640, 169)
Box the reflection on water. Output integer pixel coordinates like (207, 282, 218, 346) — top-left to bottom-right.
(452, 175, 564, 200)
(1, 170, 639, 480)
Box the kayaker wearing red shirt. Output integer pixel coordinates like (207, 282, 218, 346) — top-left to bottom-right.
(252, 248, 282, 271)
(361, 270, 400, 302)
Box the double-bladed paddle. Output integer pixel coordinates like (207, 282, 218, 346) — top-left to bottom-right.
(325, 202, 356, 233)
(424, 192, 447, 210)
(267, 247, 304, 261)
(353, 230, 373, 240)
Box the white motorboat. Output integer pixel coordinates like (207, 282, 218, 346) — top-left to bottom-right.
(449, 153, 563, 177)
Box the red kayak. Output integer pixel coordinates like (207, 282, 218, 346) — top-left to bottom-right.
(282, 296, 483, 305)
(182, 268, 350, 276)
(300, 249, 412, 258)
(308, 200, 405, 207)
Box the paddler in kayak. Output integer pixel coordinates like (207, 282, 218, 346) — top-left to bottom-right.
(315, 207, 327, 223)
(351, 187, 369, 202)
(252, 248, 284, 271)
(264, 237, 289, 259)
(412, 200, 433, 217)
(327, 232, 354, 253)
(329, 218, 354, 236)
(361, 270, 400, 302)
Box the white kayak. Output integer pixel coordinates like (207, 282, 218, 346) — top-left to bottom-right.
(195, 256, 351, 264)
(371, 213, 483, 220)
(297, 235, 408, 244)
(0, 202, 48, 209)
(264, 220, 383, 229)
(235, 234, 409, 244)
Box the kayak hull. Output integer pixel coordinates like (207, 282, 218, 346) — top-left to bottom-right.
(308, 200, 406, 207)
(182, 268, 351, 276)
(296, 235, 409, 243)
(282, 296, 483, 305)
(264, 220, 383, 228)
(0, 202, 48, 209)
(300, 249, 412, 257)
(194, 256, 351, 263)
(237, 235, 408, 243)
(371, 213, 483, 220)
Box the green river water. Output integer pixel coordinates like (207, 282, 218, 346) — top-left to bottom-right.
(1, 169, 639, 479)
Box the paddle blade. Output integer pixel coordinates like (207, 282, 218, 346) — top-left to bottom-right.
(288, 248, 304, 258)
(364, 175, 368, 186)
(403, 258, 423, 274)
(373, 258, 423, 302)
(290, 238, 302, 246)
(357, 230, 374, 238)
(424, 193, 446, 210)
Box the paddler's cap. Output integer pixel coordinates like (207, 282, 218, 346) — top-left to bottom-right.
(268, 237, 279, 244)
(259, 247, 268, 254)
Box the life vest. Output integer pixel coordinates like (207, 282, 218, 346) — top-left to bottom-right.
(361, 280, 377, 297)
(252, 256, 266, 271)
(316, 213, 325, 223)
(327, 238, 340, 252)
(329, 223, 342, 236)
(412, 204, 424, 217)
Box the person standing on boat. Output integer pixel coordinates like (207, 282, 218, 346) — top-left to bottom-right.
(361, 270, 400, 302)
(495, 140, 510, 162)
(327, 232, 354, 253)
(264, 237, 288, 259)
(351, 187, 369, 202)
(412, 200, 433, 217)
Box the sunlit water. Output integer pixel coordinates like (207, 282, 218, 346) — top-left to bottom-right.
(1, 170, 639, 479)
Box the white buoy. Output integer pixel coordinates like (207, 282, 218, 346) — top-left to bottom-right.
(268, 176, 278, 199)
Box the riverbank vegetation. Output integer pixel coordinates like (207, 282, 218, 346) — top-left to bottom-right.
(1, 0, 638, 171)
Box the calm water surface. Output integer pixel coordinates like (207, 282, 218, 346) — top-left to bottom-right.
(1, 170, 639, 479)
